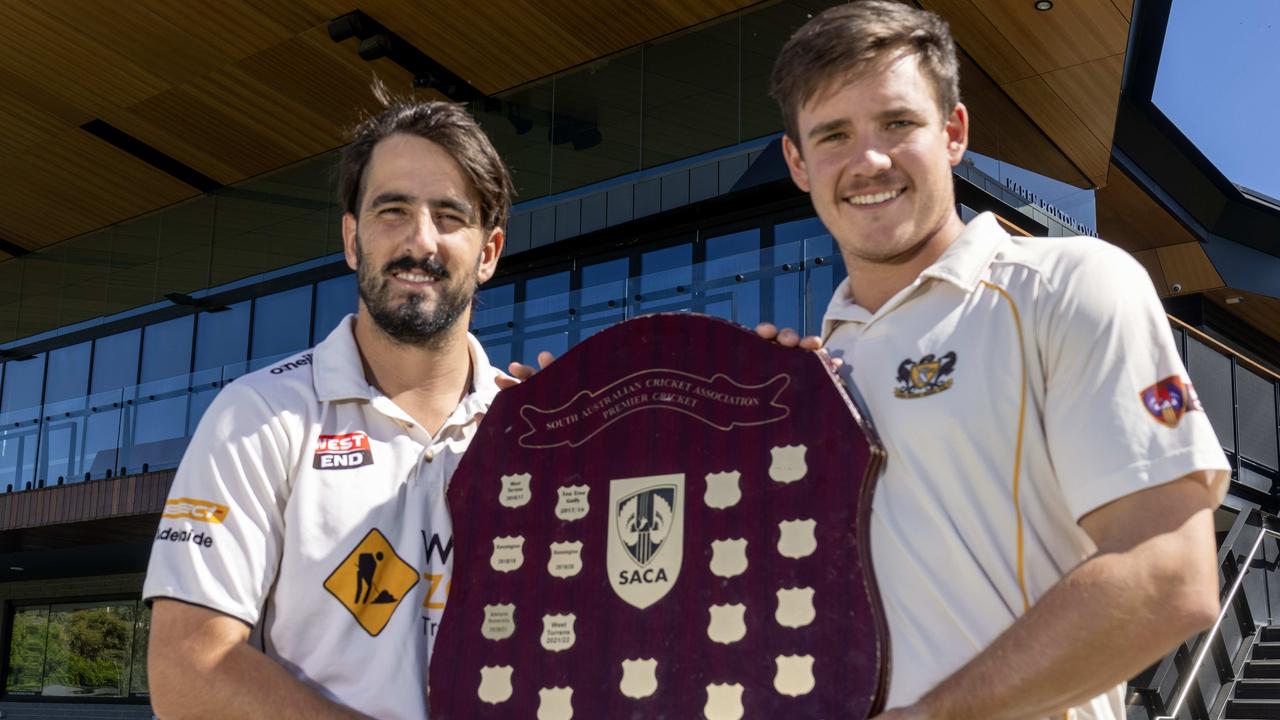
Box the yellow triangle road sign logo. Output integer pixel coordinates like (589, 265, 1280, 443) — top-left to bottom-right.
(323, 528, 420, 636)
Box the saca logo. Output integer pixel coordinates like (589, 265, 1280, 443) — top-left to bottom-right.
(162, 497, 230, 524)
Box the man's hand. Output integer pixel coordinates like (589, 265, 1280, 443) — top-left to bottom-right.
(495, 351, 556, 389)
(754, 322, 823, 350)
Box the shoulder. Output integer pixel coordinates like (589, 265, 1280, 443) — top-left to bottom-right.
(996, 234, 1147, 292)
(202, 349, 321, 430)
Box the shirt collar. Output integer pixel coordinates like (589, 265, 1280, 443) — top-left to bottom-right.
(313, 314, 503, 420)
(820, 212, 1007, 339)
(917, 211, 1006, 292)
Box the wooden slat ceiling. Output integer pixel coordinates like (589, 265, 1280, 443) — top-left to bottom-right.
(920, 0, 1129, 188)
(0, 0, 760, 255)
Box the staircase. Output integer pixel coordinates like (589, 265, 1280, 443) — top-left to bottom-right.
(1129, 508, 1280, 720)
(1221, 626, 1280, 719)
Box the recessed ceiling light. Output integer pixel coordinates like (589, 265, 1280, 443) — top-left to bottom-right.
(8, 566, 23, 571)
(1034, 0, 1054, 10)
(1225, 296, 1245, 304)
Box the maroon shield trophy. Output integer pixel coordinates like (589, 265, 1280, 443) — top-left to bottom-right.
(430, 313, 887, 719)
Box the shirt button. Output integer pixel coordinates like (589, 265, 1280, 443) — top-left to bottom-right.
(425, 449, 435, 462)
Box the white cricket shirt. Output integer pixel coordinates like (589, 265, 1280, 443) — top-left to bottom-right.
(144, 315, 502, 719)
(822, 212, 1229, 719)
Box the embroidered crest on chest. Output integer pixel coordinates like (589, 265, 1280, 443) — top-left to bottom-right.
(893, 351, 957, 399)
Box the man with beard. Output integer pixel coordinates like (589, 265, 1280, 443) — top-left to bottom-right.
(144, 97, 515, 720)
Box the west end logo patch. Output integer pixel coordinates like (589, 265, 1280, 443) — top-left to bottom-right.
(893, 351, 957, 399)
(313, 432, 374, 470)
(607, 474, 684, 610)
(323, 528, 419, 636)
(1141, 375, 1196, 428)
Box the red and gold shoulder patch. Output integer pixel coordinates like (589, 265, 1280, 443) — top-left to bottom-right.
(1140, 376, 1195, 428)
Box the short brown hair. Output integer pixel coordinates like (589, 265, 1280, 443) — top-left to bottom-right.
(770, 1, 960, 144)
(339, 89, 514, 231)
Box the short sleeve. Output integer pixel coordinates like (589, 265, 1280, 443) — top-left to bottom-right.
(1038, 242, 1229, 520)
(142, 380, 293, 625)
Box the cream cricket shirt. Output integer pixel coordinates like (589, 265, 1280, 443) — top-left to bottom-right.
(822, 212, 1229, 719)
(143, 315, 502, 720)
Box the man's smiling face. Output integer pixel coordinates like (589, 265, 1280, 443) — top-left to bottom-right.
(783, 52, 968, 272)
(342, 132, 502, 346)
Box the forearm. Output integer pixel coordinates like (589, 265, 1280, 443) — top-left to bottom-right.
(909, 503, 1218, 719)
(149, 600, 371, 720)
(152, 640, 370, 720)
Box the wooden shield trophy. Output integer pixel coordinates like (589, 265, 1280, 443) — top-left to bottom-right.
(430, 313, 887, 719)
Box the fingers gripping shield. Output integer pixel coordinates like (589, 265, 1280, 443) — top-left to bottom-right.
(430, 314, 887, 719)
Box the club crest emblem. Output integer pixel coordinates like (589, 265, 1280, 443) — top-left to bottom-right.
(607, 474, 685, 610)
(894, 351, 957, 399)
(619, 658, 659, 699)
(1141, 376, 1191, 428)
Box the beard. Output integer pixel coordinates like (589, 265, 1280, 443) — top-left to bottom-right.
(356, 234, 479, 347)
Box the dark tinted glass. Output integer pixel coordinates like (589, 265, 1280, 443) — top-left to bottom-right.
(251, 285, 313, 369)
(314, 273, 356, 343)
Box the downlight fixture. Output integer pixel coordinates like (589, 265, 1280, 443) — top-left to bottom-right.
(1034, 1, 1054, 10)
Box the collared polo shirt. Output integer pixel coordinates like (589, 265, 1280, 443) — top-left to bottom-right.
(144, 314, 503, 720)
(822, 212, 1229, 719)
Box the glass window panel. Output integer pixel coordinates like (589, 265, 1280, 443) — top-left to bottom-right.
(194, 302, 250, 373)
(643, 19, 740, 167)
(108, 215, 161, 314)
(741, 2, 823, 140)
(251, 286, 312, 370)
(0, 259, 23, 344)
(521, 272, 571, 365)
(5, 604, 49, 694)
(140, 316, 194, 383)
(41, 601, 135, 698)
(578, 257, 628, 339)
(705, 229, 762, 326)
(127, 316, 194, 474)
(210, 157, 332, 288)
(475, 84, 554, 203)
(91, 330, 142, 392)
(58, 231, 112, 329)
(39, 342, 91, 484)
(129, 601, 149, 696)
(0, 353, 45, 489)
(776, 216, 844, 337)
(313, 273, 356, 343)
(636, 243, 693, 315)
(156, 194, 215, 299)
(82, 330, 141, 482)
(550, 50, 642, 194)
(472, 282, 516, 370)
(16, 247, 62, 341)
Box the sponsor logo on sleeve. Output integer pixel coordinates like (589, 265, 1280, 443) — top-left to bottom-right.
(1141, 375, 1192, 428)
(154, 526, 215, 548)
(162, 497, 229, 524)
(313, 432, 374, 470)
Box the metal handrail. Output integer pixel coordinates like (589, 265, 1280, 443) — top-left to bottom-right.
(1155, 525, 1280, 719)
